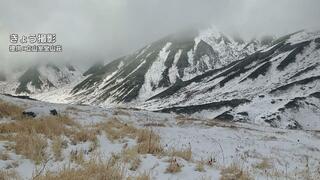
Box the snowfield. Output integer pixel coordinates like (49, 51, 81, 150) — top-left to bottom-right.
(0, 95, 319, 179)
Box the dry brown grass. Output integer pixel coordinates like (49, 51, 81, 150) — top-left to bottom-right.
(0, 101, 24, 120)
(70, 128, 98, 145)
(220, 163, 252, 180)
(0, 115, 77, 139)
(35, 158, 125, 180)
(88, 138, 99, 153)
(0, 115, 79, 164)
(195, 161, 206, 172)
(98, 118, 138, 142)
(98, 118, 163, 155)
(136, 129, 163, 155)
(13, 131, 48, 164)
(165, 158, 182, 174)
(70, 150, 85, 164)
(254, 158, 272, 170)
(167, 145, 192, 161)
(0, 169, 20, 180)
(0, 151, 10, 161)
(52, 136, 63, 161)
(128, 172, 151, 180)
(0, 113, 102, 164)
(121, 147, 141, 171)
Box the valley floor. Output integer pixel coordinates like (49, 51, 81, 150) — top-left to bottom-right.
(0, 95, 319, 180)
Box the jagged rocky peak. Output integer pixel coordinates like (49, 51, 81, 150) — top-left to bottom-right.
(71, 27, 264, 105)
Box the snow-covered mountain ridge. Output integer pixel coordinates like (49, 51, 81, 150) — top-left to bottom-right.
(0, 63, 85, 96)
(71, 27, 266, 104)
(71, 29, 320, 130)
(142, 30, 320, 130)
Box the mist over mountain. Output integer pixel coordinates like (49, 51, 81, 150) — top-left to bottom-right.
(1, 0, 320, 70)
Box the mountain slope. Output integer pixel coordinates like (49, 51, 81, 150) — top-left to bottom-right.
(71, 28, 265, 105)
(0, 63, 85, 96)
(71, 30, 320, 130)
(141, 30, 320, 130)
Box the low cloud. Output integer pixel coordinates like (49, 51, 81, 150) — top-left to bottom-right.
(0, 0, 319, 70)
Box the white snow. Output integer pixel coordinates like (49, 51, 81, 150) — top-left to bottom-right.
(138, 42, 172, 101)
(0, 95, 319, 179)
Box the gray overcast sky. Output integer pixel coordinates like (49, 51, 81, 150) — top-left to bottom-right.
(0, 0, 320, 70)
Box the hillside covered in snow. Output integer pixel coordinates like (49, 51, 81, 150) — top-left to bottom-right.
(0, 63, 85, 101)
(69, 29, 320, 130)
(70, 27, 267, 104)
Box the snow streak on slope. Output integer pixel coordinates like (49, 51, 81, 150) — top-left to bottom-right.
(139, 42, 172, 101)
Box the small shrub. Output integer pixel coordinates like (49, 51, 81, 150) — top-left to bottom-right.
(129, 157, 141, 171)
(70, 150, 84, 165)
(88, 138, 99, 153)
(137, 129, 163, 155)
(195, 161, 206, 172)
(121, 147, 141, 171)
(166, 158, 182, 174)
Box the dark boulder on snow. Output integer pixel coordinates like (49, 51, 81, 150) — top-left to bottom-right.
(215, 111, 234, 121)
(22, 111, 36, 118)
(50, 109, 58, 116)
